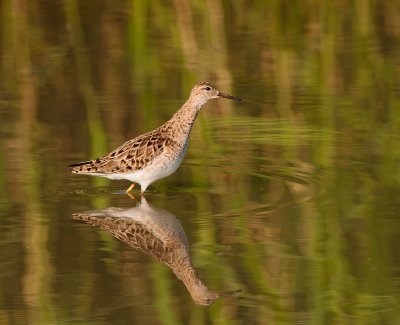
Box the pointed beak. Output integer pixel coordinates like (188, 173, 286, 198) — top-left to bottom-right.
(218, 289, 242, 297)
(217, 92, 241, 101)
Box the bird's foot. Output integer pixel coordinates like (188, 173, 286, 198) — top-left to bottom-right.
(125, 183, 138, 201)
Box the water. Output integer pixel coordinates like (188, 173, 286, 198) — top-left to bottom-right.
(1, 1, 400, 324)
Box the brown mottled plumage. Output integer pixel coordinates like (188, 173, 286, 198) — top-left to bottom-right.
(68, 82, 241, 194)
(73, 197, 220, 306)
(69, 134, 173, 174)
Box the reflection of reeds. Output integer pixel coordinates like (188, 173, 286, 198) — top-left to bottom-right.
(64, 0, 109, 208)
(0, 0, 399, 323)
(0, 1, 57, 324)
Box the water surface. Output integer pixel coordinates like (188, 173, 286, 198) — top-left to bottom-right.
(1, 1, 400, 324)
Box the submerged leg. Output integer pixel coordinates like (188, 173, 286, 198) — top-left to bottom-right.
(126, 183, 136, 193)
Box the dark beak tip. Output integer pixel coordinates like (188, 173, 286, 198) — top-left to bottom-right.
(218, 92, 242, 101)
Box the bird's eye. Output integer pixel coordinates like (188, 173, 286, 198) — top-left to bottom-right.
(204, 87, 211, 91)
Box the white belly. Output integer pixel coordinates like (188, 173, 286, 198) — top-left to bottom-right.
(125, 154, 183, 187)
(90, 144, 188, 191)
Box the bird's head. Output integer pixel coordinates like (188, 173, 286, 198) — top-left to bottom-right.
(189, 82, 241, 107)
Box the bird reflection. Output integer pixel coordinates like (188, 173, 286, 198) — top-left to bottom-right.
(72, 197, 219, 306)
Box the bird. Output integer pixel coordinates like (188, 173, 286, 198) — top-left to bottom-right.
(68, 82, 241, 195)
(73, 197, 220, 306)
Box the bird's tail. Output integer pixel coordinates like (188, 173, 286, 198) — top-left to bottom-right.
(67, 160, 96, 173)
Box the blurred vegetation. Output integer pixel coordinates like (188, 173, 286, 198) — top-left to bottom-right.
(0, 0, 399, 324)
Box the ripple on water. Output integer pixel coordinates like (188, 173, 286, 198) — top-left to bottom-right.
(179, 116, 332, 228)
(42, 180, 132, 201)
(207, 116, 337, 144)
(189, 117, 330, 207)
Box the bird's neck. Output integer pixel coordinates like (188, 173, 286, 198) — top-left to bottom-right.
(162, 97, 204, 139)
(169, 249, 217, 305)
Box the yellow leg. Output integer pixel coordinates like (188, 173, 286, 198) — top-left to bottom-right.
(126, 191, 137, 201)
(126, 183, 136, 193)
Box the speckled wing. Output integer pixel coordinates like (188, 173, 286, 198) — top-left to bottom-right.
(68, 132, 174, 174)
